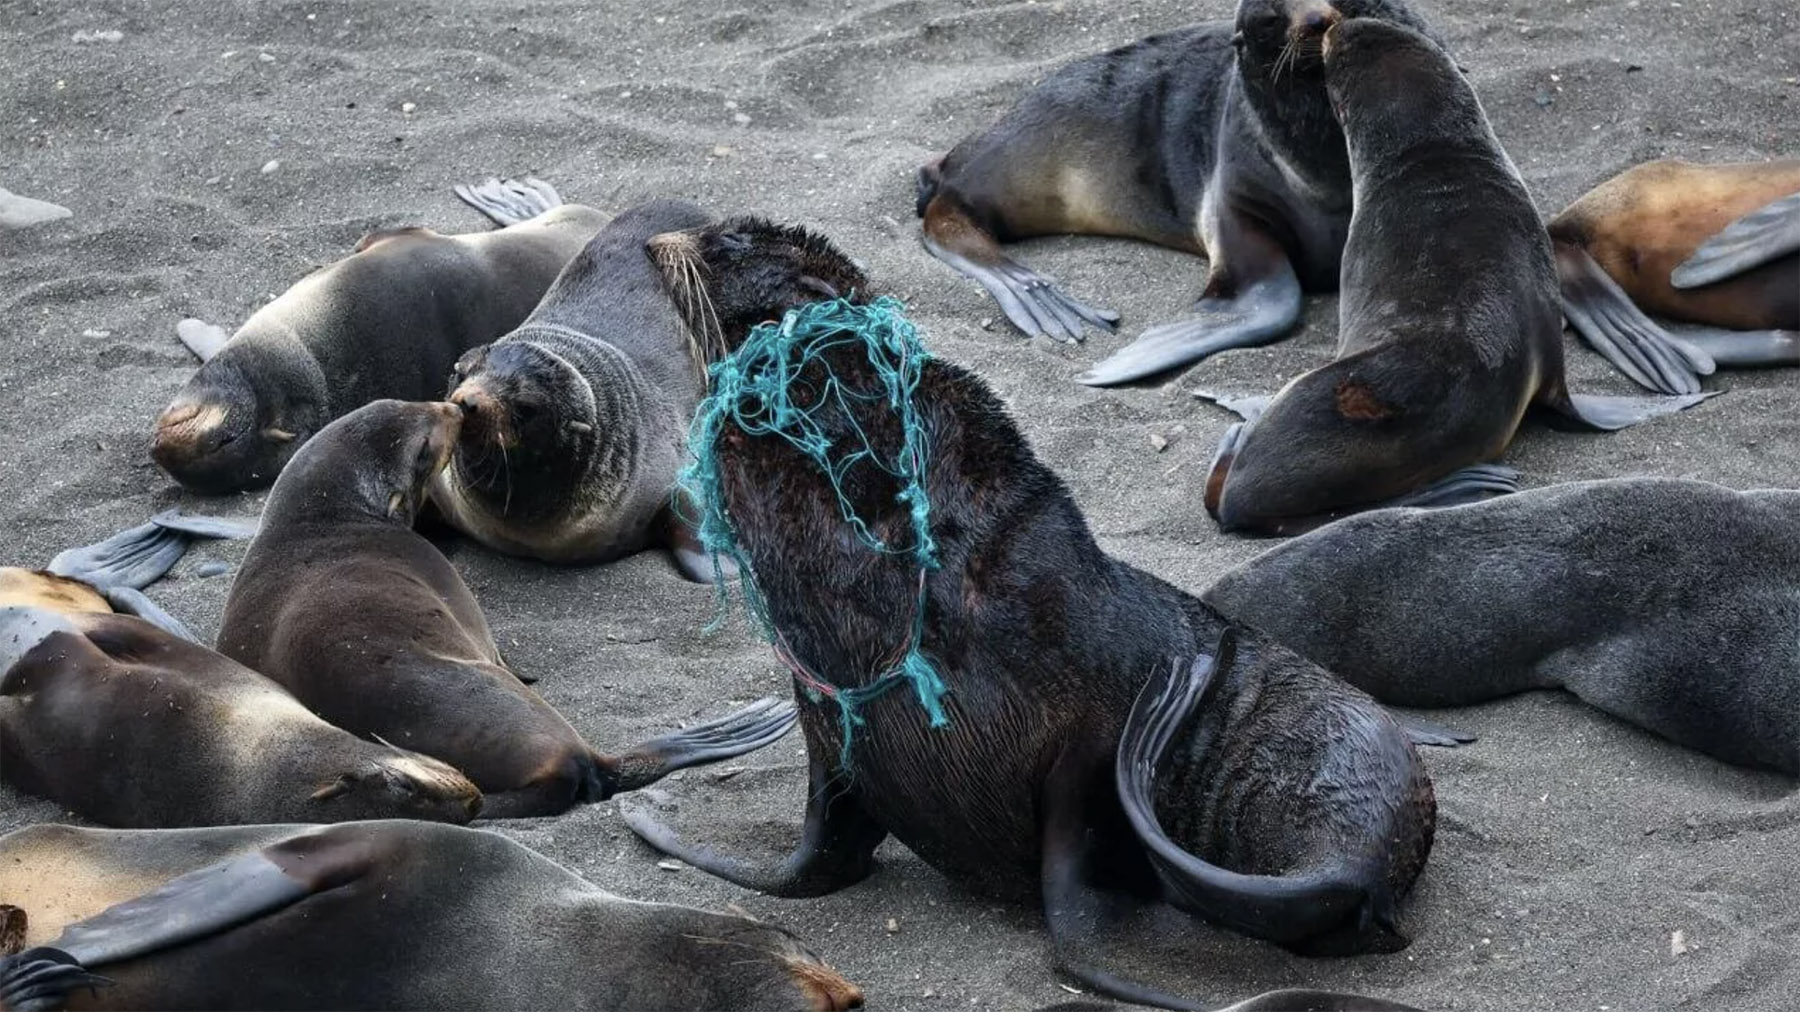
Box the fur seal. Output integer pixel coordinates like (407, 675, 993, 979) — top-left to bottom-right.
(627, 220, 1437, 1012)
(0, 820, 862, 1010)
(152, 177, 606, 494)
(429, 198, 723, 579)
(218, 399, 797, 818)
(1550, 159, 1800, 395)
(1, 609, 481, 827)
(1197, 18, 1710, 536)
(914, 0, 1440, 385)
(1206, 476, 1800, 775)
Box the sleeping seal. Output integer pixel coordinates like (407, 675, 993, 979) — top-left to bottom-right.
(915, 0, 1440, 385)
(1197, 18, 1709, 535)
(1550, 158, 1800, 394)
(430, 199, 723, 580)
(627, 219, 1437, 1012)
(218, 399, 796, 818)
(1206, 477, 1800, 775)
(152, 178, 605, 493)
(1, 609, 481, 827)
(0, 820, 862, 1010)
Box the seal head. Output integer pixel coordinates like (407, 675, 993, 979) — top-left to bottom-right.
(264, 398, 460, 528)
(151, 347, 328, 494)
(445, 340, 597, 527)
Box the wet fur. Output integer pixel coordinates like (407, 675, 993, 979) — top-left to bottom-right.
(0, 821, 859, 1010)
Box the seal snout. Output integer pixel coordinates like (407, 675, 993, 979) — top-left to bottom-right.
(1289, 1, 1342, 39)
(449, 379, 515, 449)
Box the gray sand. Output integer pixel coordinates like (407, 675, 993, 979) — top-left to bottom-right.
(3, 1, 1798, 1008)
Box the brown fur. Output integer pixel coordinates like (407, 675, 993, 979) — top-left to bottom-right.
(0, 569, 110, 614)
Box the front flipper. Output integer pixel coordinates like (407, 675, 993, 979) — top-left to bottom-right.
(921, 197, 1119, 344)
(1671, 191, 1800, 289)
(621, 751, 888, 897)
(1079, 215, 1302, 387)
(1383, 464, 1520, 510)
(150, 511, 260, 541)
(1392, 711, 1476, 749)
(1556, 242, 1714, 395)
(1115, 631, 1367, 945)
(659, 500, 738, 585)
(0, 947, 108, 1011)
(1542, 390, 1719, 433)
(604, 697, 799, 794)
(174, 318, 230, 363)
(1191, 390, 1275, 424)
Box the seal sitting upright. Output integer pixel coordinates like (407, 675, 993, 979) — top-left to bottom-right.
(152, 178, 605, 493)
(430, 199, 723, 580)
(915, 0, 1438, 385)
(628, 221, 1437, 1012)
(1197, 18, 1709, 535)
(218, 400, 797, 818)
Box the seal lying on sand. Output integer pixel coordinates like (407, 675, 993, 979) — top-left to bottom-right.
(152, 177, 605, 493)
(915, 0, 1439, 385)
(0, 820, 862, 1011)
(627, 222, 1436, 1012)
(1197, 18, 1709, 536)
(1551, 159, 1800, 395)
(430, 199, 723, 579)
(218, 399, 796, 818)
(1206, 476, 1800, 776)
(1, 609, 481, 827)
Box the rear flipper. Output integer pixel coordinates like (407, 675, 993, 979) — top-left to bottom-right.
(1656, 322, 1800, 368)
(604, 697, 799, 794)
(1543, 390, 1719, 432)
(1115, 631, 1372, 946)
(1217, 990, 1425, 1012)
(1671, 191, 1800, 289)
(1383, 464, 1520, 510)
(1556, 242, 1715, 394)
(0, 947, 107, 1011)
(454, 176, 565, 227)
(1392, 711, 1476, 748)
(1080, 274, 1302, 387)
(100, 587, 200, 643)
(920, 196, 1119, 345)
(47, 510, 257, 591)
(659, 501, 738, 585)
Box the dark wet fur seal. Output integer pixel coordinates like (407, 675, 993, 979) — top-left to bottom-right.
(0, 820, 862, 1010)
(1550, 158, 1800, 395)
(1197, 18, 1709, 536)
(915, 0, 1441, 386)
(0, 609, 481, 827)
(431, 199, 723, 579)
(624, 219, 1436, 1012)
(152, 178, 605, 494)
(1207, 476, 1800, 776)
(218, 400, 797, 818)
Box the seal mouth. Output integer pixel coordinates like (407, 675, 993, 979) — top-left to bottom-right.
(449, 379, 517, 452)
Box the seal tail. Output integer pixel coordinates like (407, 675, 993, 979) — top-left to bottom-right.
(595, 697, 798, 797)
(1114, 631, 1383, 948)
(1554, 239, 1715, 395)
(453, 176, 565, 227)
(0, 947, 109, 1011)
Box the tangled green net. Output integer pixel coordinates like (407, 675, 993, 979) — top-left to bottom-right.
(678, 295, 949, 771)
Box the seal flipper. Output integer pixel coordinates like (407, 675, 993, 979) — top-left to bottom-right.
(47, 511, 257, 592)
(602, 697, 799, 795)
(1671, 191, 1800, 289)
(659, 500, 738, 585)
(1080, 229, 1302, 386)
(1115, 632, 1369, 946)
(1655, 322, 1800, 368)
(1556, 242, 1714, 395)
(621, 750, 888, 897)
(99, 587, 200, 643)
(1191, 390, 1274, 424)
(1541, 389, 1719, 433)
(1392, 711, 1476, 748)
(453, 176, 564, 227)
(1381, 464, 1520, 510)
(920, 196, 1119, 344)
(0, 947, 107, 1011)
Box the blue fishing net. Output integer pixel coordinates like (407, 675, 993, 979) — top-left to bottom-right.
(678, 295, 949, 770)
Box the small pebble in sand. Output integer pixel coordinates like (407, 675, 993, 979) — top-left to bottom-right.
(979, 318, 995, 331)
(0, 187, 73, 230)
(260, 159, 281, 175)
(732, 112, 752, 125)
(885, 918, 900, 934)
(1534, 90, 1554, 108)
(195, 560, 232, 579)
(711, 144, 735, 157)
(71, 29, 124, 43)
(258, 51, 275, 63)
(656, 859, 683, 872)
(1149, 433, 1169, 453)
(81, 329, 110, 338)
(1670, 930, 1691, 956)
(401, 101, 416, 113)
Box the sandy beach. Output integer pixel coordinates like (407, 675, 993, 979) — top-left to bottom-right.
(3, 0, 1799, 1008)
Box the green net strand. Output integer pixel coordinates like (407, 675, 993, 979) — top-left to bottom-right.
(677, 295, 950, 771)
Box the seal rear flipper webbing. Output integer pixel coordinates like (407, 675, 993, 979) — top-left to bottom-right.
(1671, 190, 1800, 289)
